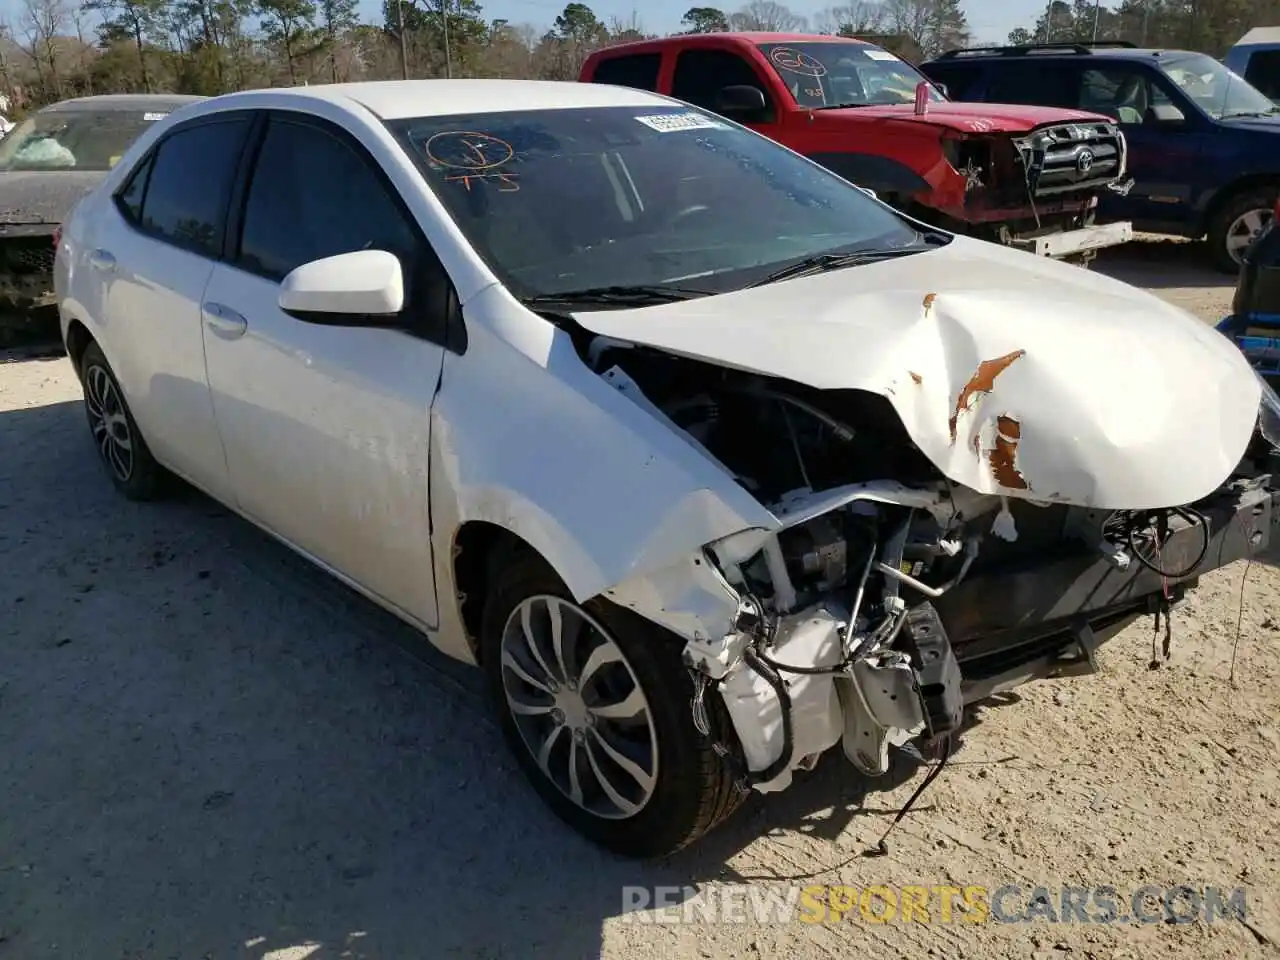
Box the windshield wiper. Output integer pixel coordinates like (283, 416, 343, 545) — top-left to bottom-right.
(1223, 109, 1280, 118)
(520, 284, 708, 308)
(747, 248, 927, 288)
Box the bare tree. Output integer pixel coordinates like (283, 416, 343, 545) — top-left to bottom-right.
(19, 0, 69, 100)
(728, 0, 806, 31)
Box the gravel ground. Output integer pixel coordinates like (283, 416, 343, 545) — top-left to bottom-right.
(2, 237, 1278, 960)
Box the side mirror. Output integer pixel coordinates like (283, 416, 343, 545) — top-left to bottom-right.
(933, 82, 949, 98)
(278, 249, 405, 324)
(715, 84, 768, 119)
(1147, 103, 1186, 126)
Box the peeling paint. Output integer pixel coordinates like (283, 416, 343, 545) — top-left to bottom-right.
(988, 414, 1029, 490)
(948, 349, 1026, 445)
(909, 370, 923, 385)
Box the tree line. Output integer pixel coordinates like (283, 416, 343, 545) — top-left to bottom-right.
(0, 0, 971, 111)
(1005, 0, 1278, 57)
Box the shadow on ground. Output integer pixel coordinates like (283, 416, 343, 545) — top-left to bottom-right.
(0, 393, 1015, 959)
(1093, 235, 1235, 290)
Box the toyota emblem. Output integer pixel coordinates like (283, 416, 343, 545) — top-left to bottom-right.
(1076, 148, 1095, 174)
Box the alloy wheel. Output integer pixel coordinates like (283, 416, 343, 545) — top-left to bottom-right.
(1226, 207, 1275, 264)
(84, 364, 134, 482)
(499, 595, 659, 820)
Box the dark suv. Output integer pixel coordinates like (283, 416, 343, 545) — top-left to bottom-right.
(919, 41, 1280, 272)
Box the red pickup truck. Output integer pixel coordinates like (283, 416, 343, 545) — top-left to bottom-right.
(580, 33, 1134, 263)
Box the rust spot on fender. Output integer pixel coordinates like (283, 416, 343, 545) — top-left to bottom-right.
(909, 370, 923, 385)
(948, 349, 1026, 444)
(988, 414, 1029, 490)
(922, 292, 936, 313)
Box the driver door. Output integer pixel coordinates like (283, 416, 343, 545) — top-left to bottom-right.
(200, 112, 449, 628)
(668, 47, 779, 135)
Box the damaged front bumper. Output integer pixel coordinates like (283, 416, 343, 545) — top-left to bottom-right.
(1003, 219, 1133, 259)
(628, 472, 1277, 796)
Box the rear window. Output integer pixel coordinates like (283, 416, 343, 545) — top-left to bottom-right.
(0, 108, 169, 172)
(920, 62, 983, 99)
(590, 53, 662, 91)
(1244, 49, 1280, 100)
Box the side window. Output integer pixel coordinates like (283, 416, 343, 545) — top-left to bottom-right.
(672, 49, 775, 120)
(237, 117, 422, 284)
(1244, 50, 1280, 100)
(591, 53, 662, 91)
(985, 63, 1077, 107)
(1077, 66, 1170, 124)
(115, 153, 153, 223)
(923, 63, 983, 99)
(136, 118, 249, 257)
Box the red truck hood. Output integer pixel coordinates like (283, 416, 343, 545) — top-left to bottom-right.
(828, 101, 1112, 134)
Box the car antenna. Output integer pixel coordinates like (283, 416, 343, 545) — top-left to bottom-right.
(863, 734, 953, 857)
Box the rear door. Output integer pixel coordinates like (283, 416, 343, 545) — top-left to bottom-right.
(91, 113, 252, 503)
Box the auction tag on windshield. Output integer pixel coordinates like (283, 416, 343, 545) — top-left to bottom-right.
(864, 50, 898, 61)
(634, 112, 727, 133)
(143, 112, 168, 121)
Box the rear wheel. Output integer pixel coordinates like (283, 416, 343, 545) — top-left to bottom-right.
(480, 551, 745, 859)
(1208, 186, 1276, 274)
(80, 341, 167, 500)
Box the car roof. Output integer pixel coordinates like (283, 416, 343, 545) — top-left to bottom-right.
(40, 94, 206, 114)
(589, 31, 872, 57)
(926, 46, 1204, 65)
(189, 79, 676, 121)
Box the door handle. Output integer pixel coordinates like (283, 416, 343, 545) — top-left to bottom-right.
(88, 249, 116, 272)
(202, 301, 248, 340)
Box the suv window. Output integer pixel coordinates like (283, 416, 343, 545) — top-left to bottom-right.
(134, 118, 249, 257)
(985, 62, 1078, 106)
(591, 53, 662, 91)
(1077, 65, 1172, 124)
(671, 49, 774, 119)
(1245, 49, 1280, 100)
(116, 153, 153, 223)
(921, 62, 983, 99)
(237, 117, 421, 282)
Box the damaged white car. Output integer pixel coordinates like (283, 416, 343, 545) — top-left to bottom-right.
(55, 80, 1280, 859)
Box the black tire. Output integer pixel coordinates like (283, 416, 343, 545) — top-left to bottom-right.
(79, 341, 168, 501)
(1207, 186, 1277, 274)
(480, 550, 745, 859)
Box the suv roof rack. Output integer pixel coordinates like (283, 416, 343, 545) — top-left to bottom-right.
(936, 40, 1137, 59)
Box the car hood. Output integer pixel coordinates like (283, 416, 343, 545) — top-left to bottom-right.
(0, 170, 106, 226)
(572, 237, 1261, 511)
(830, 100, 1114, 134)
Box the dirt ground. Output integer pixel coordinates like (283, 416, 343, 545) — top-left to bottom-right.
(2, 237, 1278, 960)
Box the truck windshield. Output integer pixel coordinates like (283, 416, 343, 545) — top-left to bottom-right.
(0, 109, 166, 172)
(757, 42, 944, 109)
(389, 105, 926, 300)
(1160, 53, 1278, 119)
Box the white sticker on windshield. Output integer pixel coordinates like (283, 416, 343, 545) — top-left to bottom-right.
(863, 49, 898, 61)
(634, 112, 727, 133)
(143, 112, 168, 121)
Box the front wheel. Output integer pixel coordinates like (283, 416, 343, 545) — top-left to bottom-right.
(480, 552, 745, 858)
(1208, 187, 1277, 274)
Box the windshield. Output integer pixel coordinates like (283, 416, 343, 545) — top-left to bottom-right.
(0, 109, 168, 172)
(1160, 53, 1278, 119)
(757, 42, 944, 109)
(389, 105, 925, 301)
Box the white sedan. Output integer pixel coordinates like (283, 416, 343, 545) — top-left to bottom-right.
(55, 79, 1279, 859)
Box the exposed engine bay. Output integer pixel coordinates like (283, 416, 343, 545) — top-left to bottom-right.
(582, 334, 1280, 797)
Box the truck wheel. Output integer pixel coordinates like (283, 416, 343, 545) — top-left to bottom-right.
(1208, 187, 1277, 274)
(80, 341, 168, 500)
(480, 550, 745, 859)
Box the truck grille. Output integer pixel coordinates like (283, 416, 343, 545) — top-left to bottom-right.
(1016, 121, 1126, 198)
